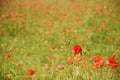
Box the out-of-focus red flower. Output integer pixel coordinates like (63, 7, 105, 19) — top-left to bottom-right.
(93, 60, 104, 68)
(87, 27, 94, 32)
(106, 54, 118, 68)
(99, 7, 104, 12)
(51, 46, 55, 51)
(97, 28, 102, 33)
(67, 57, 72, 62)
(75, 17, 79, 22)
(93, 56, 104, 68)
(101, 20, 106, 26)
(110, 69, 116, 74)
(62, 12, 68, 19)
(67, 57, 75, 65)
(109, 14, 113, 18)
(56, 64, 64, 71)
(82, 62, 87, 67)
(116, 18, 120, 23)
(44, 64, 50, 70)
(72, 44, 82, 55)
(5, 15, 11, 19)
(49, 55, 55, 60)
(76, 55, 82, 61)
(16, 63, 21, 67)
(27, 69, 35, 76)
(93, 56, 102, 63)
(5, 54, 11, 58)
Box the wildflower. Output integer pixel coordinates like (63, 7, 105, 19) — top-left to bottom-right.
(27, 69, 35, 76)
(97, 28, 102, 33)
(75, 17, 79, 22)
(76, 55, 82, 61)
(109, 14, 113, 18)
(72, 44, 82, 55)
(93, 60, 104, 68)
(87, 27, 94, 32)
(110, 69, 116, 74)
(49, 55, 55, 60)
(106, 54, 118, 68)
(67, 57, 75, 65)
(93, 56, 102, 63)
(99, 7, 104, 12)
(82, 62, 87, 67)
(116, 18, 120, 23)
(5, 54, 11, 58)
(16, 63, 20, 66)
(101, 20, 106, 26)
(51, 46, 55, 51)
(93, 56, 104, 68)
(44, 64, 50, 70)
(5, 15, 11, 19)
(56, 64, 64, 71)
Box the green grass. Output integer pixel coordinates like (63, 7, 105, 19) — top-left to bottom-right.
(0, 0, 120, 80)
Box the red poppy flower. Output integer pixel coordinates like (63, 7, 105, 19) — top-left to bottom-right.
(49, 55, 55, 60)
(116, 18, 120, 23)
(5, 54, 11, 58)
(56, 64, 64, 71)
(82, 62, 87, 67)
(93, 56, 104, 68)
(110, 69, 116, 74)
(75, 17, 79, 22)
(5, 15, 11, 19)
(72, 45, 82, 55)
(76, 55, 82, 61)
(99, 7, 104, 12)
(106, 54, 118, 68)
(67, 57, 75, 65)
(50, 46, 55, 51)
(93, 56, 102, 63)
(16, 63, 21, 67)
(27, 69, 35, 76)
(44, 64, 50, 70)
(93, 60, 104, 68)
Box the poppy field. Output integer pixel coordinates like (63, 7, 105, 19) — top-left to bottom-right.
(0, 0, 120, 80)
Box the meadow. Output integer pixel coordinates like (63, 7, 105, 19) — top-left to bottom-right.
(0, 0, 120, 80)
